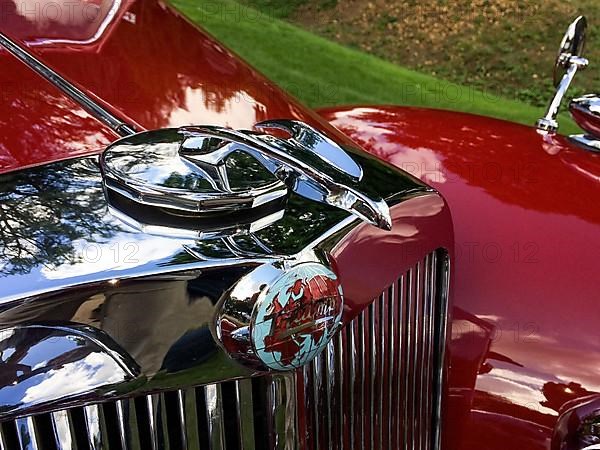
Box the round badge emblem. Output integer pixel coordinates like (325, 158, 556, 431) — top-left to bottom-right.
(251, 263, 344, 370)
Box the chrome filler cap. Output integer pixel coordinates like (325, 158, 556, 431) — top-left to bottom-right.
(100, 121, 392, 231)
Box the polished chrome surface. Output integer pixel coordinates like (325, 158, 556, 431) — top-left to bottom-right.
(0, 375, 296, 450)
(0, 324, 139, 419)
(0, 141, 424, 303)
(15, 416, 39, 450)
(0, 126, 432, 429)
(552, 395, 600, 450)
(568, 94, 600, 151)
(536, 16, 588, 133)
(51, 410, 75, 450)
(101, 121, 392, 231)
(101, 128, 288, 222)
(299, 250, 449, 450)
(83, 404, 103, 450)
(215, 261, 344, 371)
(568, 134, 600, 153)
(0, 31, 135, 137)
(554, 16, 588, 86)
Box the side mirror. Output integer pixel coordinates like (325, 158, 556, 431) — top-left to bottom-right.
(554, 15, 587, 86)
(536, 16, 589, 133)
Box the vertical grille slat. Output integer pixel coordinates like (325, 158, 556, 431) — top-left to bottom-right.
(175, 389, 188, 449)
(15, 416, 39, 450)
(234, 379, 256, 450)
(348, 318, 358, 450)
(358, 310, 367, 450)
(146, 393, 170, 450)
(312, 352, 326, 450)
(303, 250, 449, 450)
(83, 404, 105, 450)
(396, 274, 406, 448)
(387, 281, 398, 449)
(335, 330, 345, 450)
(416, 261, 425, 450)
(181, 388, 200, 450)
(0, 427, 6, 450)
(379, 291, 388, 450)
(116, 398, 141, 450)
(370, 300, 379, 450)
(266, 374, 296, 450)
(204, 384, 226, 450)
(405, 267, 415, 450)
(51, 410, 76, 450)
(324, 338, 336, 450)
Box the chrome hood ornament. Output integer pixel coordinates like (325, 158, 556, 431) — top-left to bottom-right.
(101, 121, 392, 231)
(0, 29, 391, 230)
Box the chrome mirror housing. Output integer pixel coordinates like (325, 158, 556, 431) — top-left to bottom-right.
(536, 16, 588, 133)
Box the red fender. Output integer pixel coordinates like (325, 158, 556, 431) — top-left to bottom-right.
(319, 105, 600, 450)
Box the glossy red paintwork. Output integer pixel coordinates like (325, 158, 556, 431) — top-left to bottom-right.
(319, 105, 600, 450)
(0, 0, 596, 448)
(0, 0, 338, 174)
(332, 192, 453, 321)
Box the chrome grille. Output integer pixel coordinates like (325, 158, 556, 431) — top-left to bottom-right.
(0, 375, 296, 450)
(299, 250, 449, 450)
(0, 250, 448, 450)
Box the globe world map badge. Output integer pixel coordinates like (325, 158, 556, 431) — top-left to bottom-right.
(251, 263, 344, 371)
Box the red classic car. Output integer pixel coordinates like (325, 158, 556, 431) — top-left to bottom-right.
(0, 2, 598, 450)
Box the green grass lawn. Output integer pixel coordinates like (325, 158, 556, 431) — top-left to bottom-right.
(171, 0, 579, 135)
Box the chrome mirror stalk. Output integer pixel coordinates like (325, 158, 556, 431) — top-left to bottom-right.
(536, 16, 588, 133)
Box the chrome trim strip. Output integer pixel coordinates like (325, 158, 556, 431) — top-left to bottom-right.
(0, 32, 136, 136)
(51, 411, 76, 450)
(36, 0, 123, 47)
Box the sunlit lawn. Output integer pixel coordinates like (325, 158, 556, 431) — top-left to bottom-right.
(171, 0, 578, 134)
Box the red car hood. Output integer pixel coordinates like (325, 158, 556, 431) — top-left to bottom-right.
(319, 105, 600, 450)
(0, 0, 337, 174)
